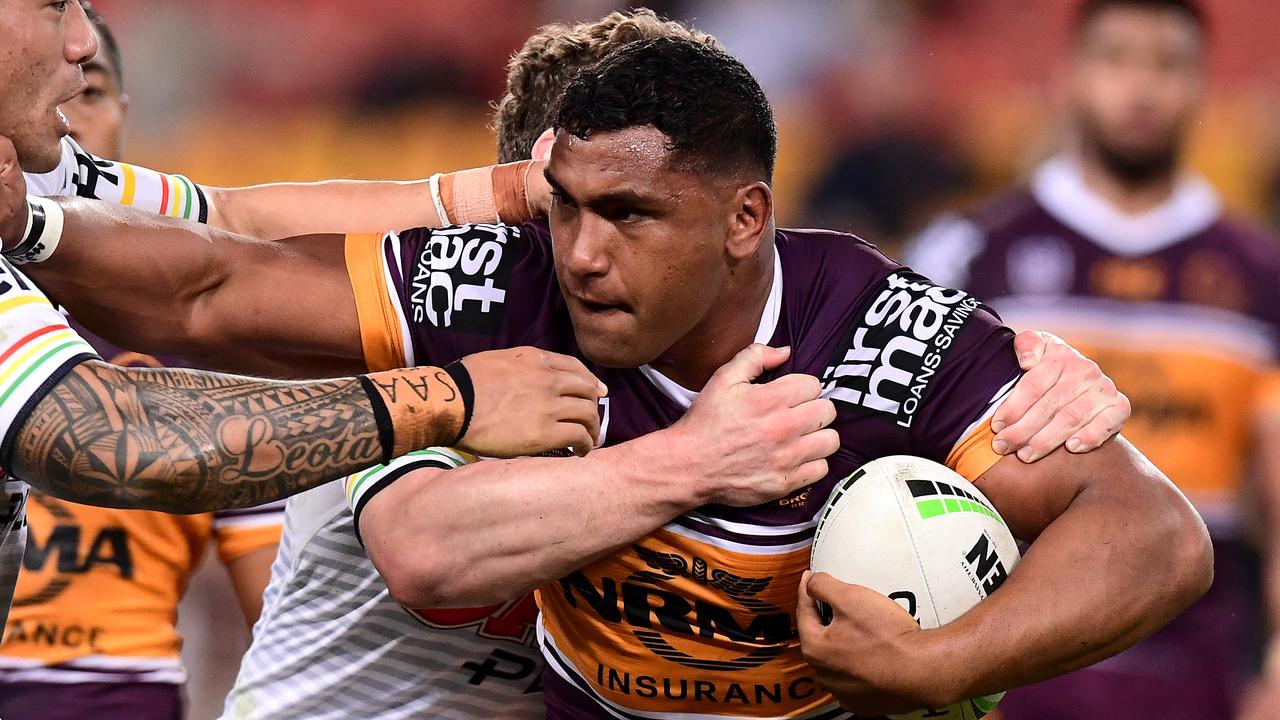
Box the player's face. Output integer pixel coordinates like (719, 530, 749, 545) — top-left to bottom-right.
(1070, 6, 1203, 178)
(63, 42, 126, 158)
(0, 0, 96, 172)
(546, 126, 737, 368)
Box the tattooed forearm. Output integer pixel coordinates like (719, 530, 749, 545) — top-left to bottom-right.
(10, 360, 385, 513)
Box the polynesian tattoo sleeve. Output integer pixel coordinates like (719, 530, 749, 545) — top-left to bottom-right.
(10, 361, 385, 513)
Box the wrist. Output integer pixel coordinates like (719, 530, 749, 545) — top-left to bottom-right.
(3, 196, 64, 264)
(430, 160, 537, 227)
(359, 364, 472, 463)
(894, 627, 973, 709)
(608, 429, 708, 512)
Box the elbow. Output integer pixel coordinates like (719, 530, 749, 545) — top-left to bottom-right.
(369, 538, 471, 609)
(1172, 505, 1214, 608)
(1155, 492, 1214, 614)
(205, 187, 249, 237)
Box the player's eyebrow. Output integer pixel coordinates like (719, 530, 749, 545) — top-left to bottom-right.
(544, 168, 661, 209)
(544, 169, 574, 203)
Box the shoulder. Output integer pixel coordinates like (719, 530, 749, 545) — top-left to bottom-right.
(777, 227, 898, 293)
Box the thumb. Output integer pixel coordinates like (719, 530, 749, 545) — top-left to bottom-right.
(706, 344, 790, 391)
(804, 570, 848, 608)
(1013, 330, 1051, 370)
(796, 570, 826, 634)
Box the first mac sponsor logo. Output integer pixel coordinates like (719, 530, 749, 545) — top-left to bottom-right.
(821, 272, 982, 428)
(411, 224, 515, 333)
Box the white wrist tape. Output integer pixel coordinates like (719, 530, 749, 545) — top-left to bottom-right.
(428, 173, 451, 226)
(5, 196, 64, 265)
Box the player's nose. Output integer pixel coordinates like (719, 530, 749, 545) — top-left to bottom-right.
(563, 217, 612, 278)
(64, 2, 98, 65)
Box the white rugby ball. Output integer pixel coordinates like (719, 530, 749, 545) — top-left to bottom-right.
(809, 455, 1020, 720)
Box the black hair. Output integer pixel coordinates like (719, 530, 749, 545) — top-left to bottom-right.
(84, 4, 124, 87)
(1074, 0, 1207, 38)
(554, 36, 776, 183)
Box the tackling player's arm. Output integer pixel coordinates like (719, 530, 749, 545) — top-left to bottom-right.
(9, 150, 1127, 452)
(797, 437, 1212, 715)
(45, 134, 494, 241)
(10, 343, 602, 513)
(5, 152, 539, 377)
(204, 179, 439, 241)
(356, 344, 839, 608)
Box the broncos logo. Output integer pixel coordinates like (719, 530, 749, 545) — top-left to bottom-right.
(629, 544, 773, 598)
(622, 544, 789, 672)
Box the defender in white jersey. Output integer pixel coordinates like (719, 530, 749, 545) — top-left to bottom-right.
(0, 258, 99, 634)
(25, 135, 209, 223)
(224, 449, 545, 720)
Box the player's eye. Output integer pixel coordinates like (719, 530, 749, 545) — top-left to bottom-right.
(51, 1, 69, 12)
(551, 190, 577, 210)
(603, 207, 638, 223)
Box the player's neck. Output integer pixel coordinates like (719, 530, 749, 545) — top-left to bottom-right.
(1077, 148, 1179, 215)
(648, 247, 776, 393)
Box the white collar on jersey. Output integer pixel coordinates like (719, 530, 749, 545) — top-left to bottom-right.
(1030, 154, 1222, 257)
(639, 251, 784, 409)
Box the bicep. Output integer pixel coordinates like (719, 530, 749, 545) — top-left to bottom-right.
(357, 464, 450, 550)
(974, 436, 1164, 543)
(188, 231, 366, 377)
(27, 199, 365, 377)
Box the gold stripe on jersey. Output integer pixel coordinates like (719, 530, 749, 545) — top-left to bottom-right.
(947, 420, 1003, 483)
(345, 233, 408, 372)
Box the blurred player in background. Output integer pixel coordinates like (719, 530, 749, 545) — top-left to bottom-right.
(907, 1, 1280, 718)
(0, 9, 282, 720)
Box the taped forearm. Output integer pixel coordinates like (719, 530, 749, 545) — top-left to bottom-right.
(430, 160, 537, 227)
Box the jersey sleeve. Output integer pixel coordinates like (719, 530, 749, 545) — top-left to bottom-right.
(823, 270, 1021, 482)
(23, 137, 208, 223)
(342, 447, 476, 543)
(344, 221, 563, 371)
(212, 501, 285, 565)
(0, 260, 100, 469)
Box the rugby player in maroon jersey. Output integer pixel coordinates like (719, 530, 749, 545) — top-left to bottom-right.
(0, 32, 1214, 720)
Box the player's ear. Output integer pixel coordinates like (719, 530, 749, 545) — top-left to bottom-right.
(725, 181, 773, 261)
(531, 128, 556, 161)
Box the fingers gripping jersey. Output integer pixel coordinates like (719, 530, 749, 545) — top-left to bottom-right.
(24, 137, 209, 223)
(0, 259, 99, 633)
(346, 223, 1022, 719)
(222, 450, 544, 720)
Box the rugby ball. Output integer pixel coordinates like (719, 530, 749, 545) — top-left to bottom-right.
(809, 455, 1020, 720)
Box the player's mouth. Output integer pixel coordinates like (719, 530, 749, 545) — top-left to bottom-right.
(573, 295, 630, 317)
(54, 106, 71, 137)
(52, 81, 86, 137)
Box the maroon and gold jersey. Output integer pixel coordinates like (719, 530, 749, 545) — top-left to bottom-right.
(909, 156, 1280, 532)
(345, 221, 1023, 718)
